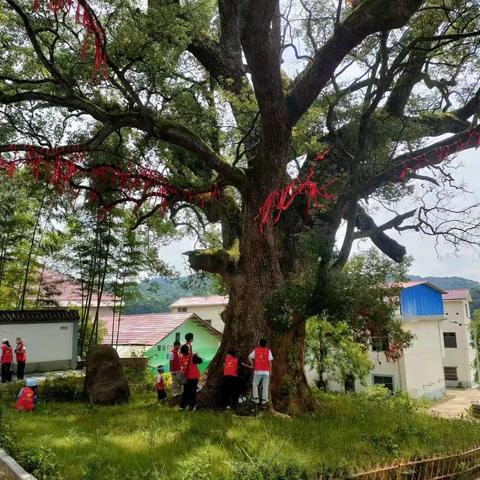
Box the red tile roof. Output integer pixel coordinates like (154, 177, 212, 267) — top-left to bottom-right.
(101, 312, 222, 346)
(442, 289, 471, 301)
(170, 295, 229, 308)
(38, 270, 116, 304)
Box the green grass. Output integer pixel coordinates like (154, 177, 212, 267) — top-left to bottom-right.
(3, 392, 480, 480)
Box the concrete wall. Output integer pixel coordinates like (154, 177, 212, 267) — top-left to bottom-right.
(0, 322, 76, 372)
(442, 299, 476, 387)
(171, 305, 225, 332)
(401, 318, 446, 399)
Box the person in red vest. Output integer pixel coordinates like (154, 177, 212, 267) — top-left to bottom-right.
(169, 341, 182, 396)
(156, 366, 167, 402)
(15, 337, 27, 380)
(249, 339, 273, 408)
(180, 344, 202, 411)
(1, 339, 13, 383)
(222, 350, 239, 409)
(16, 378, 39, 412)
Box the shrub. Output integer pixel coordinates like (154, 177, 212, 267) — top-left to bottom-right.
(40, 375, 84, 402)
(0, 380, 25, 402)
(125, 365, 158, 393)
(362, 385, 392, 401)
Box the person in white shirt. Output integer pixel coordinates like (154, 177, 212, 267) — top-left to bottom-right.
(248, 338, 273, 407)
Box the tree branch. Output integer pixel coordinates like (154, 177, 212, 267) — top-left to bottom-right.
(355, 207, 409, 262)
(287, 0, 423, 125)
(354, 208, 417, 239)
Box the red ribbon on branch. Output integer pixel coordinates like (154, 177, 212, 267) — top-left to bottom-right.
(33, 0, 108, 80)
(256, 147, 336, 231)
(396, 127, 480, 181)
(0, 146, 221, 216)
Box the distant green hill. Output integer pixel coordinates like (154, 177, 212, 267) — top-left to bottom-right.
(409, 275, 480, 311)
(123, 274, 225, 314)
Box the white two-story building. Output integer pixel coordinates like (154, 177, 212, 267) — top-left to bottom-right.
(310, 281, 448, 400)
(169, 295, 228, 332)
(441, 289, 476, 388)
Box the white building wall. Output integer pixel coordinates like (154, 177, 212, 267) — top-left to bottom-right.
(442, 299, 476, 387)
(171, 305, 225, 332)
(0, 322, 76, 372)
(401, 318, 446, 399)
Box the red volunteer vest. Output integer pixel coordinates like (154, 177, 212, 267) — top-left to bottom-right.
(254, 347, 271, 371)
(223, 354, 238, 377)
(170, 348, 181, 372)
(16, 342, 26, 363)
(181, 353, 200, 380)
(1, 345, 13, 364)
(16, 387, 35, 412)
(156, 375, 165, 391)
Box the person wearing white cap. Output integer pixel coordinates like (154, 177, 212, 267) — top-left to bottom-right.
(1, 339, 13, 383)
(16, 378, 39, 412)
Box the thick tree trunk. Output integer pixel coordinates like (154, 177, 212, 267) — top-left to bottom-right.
(198, 159, 317, 413)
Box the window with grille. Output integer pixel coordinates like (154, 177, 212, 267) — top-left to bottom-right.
(373, 375, 394, 392)
(175, 332, 181, 343)
(443, 332, 457, 348)
(444, 367, 458, 381)
(178, 307, 187, 312)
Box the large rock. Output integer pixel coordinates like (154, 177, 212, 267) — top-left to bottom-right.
(82, 345, 130, 405)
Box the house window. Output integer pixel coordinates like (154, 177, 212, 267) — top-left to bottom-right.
(373, 375, 394, 393)
(444, 367, 458, 381)
(157, 345, 161, 351)
(466, 304, 470, 318)
(371, 336, 389, 352)
(178, 307, 187, 312)
(443, 332, 457, 348)
(175, 332, 181, 343)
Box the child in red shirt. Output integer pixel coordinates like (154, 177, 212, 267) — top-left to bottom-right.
(156, 366, 167, 402)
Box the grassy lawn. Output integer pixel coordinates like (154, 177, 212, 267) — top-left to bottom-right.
(3, 392, 480, 480)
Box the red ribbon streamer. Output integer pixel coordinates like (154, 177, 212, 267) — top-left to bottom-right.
(0, 146, 221, 217)
(33, 0, 108, 80)
(256, 147, 336, 231)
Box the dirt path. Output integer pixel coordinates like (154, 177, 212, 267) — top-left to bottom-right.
(429, 388, 480, 418)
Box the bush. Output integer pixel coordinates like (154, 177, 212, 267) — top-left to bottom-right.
(40, 376, 83, 401)
(125, 365, 158, 394)
(0, 380, 25, 401)
(362, 385, 392, 401)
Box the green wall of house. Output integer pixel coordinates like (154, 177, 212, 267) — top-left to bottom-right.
(144, 318, 220, 373)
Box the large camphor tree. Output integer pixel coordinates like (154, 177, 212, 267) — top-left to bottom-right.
(2, 0, 480, 412)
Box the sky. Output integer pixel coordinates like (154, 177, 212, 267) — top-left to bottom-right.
(158, 148, 480, 281)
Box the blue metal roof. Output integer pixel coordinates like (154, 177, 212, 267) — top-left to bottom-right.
(400, 283, 444, 317)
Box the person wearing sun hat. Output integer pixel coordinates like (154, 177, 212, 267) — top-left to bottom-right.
(16, 378, 39, 412)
